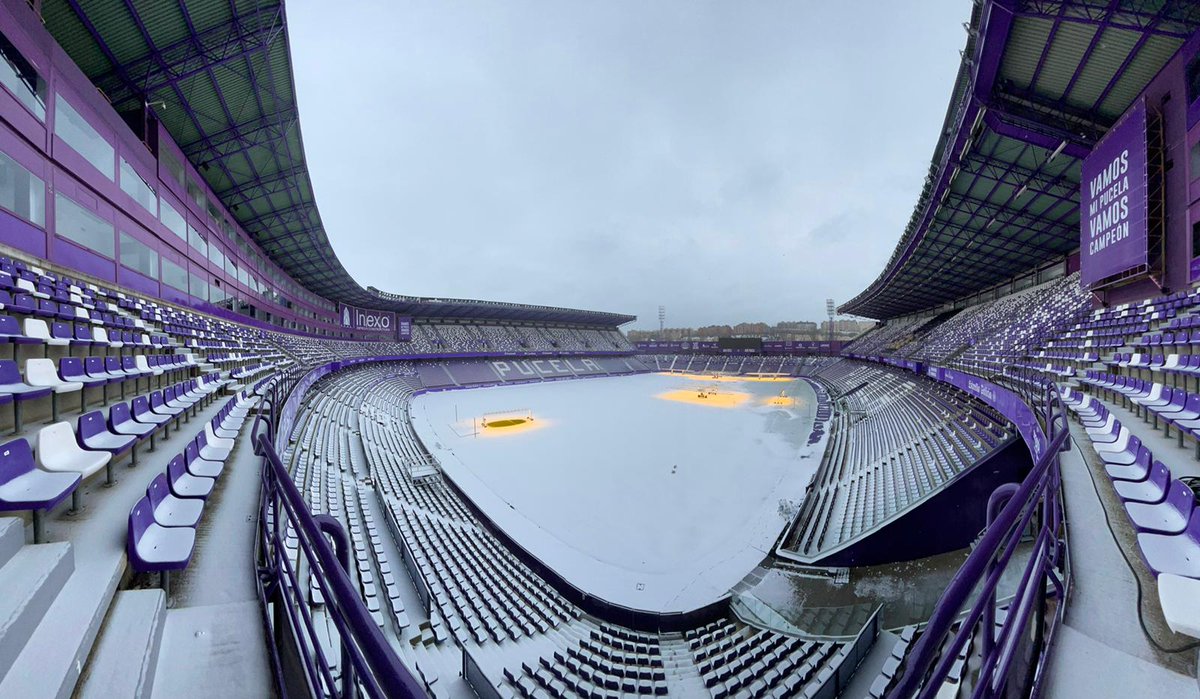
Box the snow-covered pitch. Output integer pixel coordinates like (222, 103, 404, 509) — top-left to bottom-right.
(409, 373, 826, 614)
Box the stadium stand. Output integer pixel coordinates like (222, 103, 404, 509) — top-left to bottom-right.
(782, 360, 1016, 559)
(1, 0, 1198, 697)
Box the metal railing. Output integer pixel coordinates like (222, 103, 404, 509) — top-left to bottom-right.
(888, 379, 1071, 698)
(252, 392, 424, 698)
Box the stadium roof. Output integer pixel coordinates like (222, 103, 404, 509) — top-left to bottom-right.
(841, 0, 1200, 320)
(38, 0, 634, 326)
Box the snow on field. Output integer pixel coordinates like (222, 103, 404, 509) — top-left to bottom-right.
(410, 372, 825, 613)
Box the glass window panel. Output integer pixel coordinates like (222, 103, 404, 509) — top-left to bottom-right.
(189, 271, 209, 301)
(55, 193, 114, 258)
(208, 242, 224, 269)
(0, 150, 43, 226)
(119, 231, 158, 278)
(160, 199, 186, 242)
(160, 148, 184, 188)
(162, 258, 187, 292)
(119, 158, 157, 215)
(54, 96, 114, 180)
(0, 31, 45, 119)
(187, 224, 207, 256)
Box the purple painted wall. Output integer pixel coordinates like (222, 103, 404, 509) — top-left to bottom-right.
(0, 2, 371, 338)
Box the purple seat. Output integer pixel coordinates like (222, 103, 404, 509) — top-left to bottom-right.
(127, 494, 195, 575)
(6, 293, 34, 315)
(167, 454, 214, 500)
(149, 390, 184, 420)
(108, 401, 156, 447)
(0, 315, 36, 345)
(50, 321, 74, 345)
(71, 323, 94, 347)
(1114, 461, 1172, 504)
(122, 356, 148, 379)
(77, 411, 136, 464)
(183, 442, 223, 479)
(59, 358, 106, 388)
(1126, 480, 1195, 534)
(0, 438, 79, 542)
(1106, 445, 1152, 482)
(1138, 508, 1200, 577)
(84, 356, 121, 383)
(1099, 434, 1141, 467)
(146, 473, 202, 528)
(105, 356, 131, 379)
(32, 299, 56, 319)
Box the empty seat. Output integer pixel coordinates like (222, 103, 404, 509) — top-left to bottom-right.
(0, 360, 48, 431)
(1139, 509, 1200, 578)
(1126, 480, 1195, 534)
(146, 473, 202, 527)
(37, 421, 112, 500)
(167, 454, 214, 499)
(108, 401, 157, 449)
(0, 438, 79, 541)
(127, 495, 195, 590)
(1113, 461, 1171, 504)
(25, 357, 82, 422)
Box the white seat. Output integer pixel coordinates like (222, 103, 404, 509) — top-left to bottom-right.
(152, 492, 203, 527)
(1157, 574, 1200, 638)
(95, 327, 122, 347)
(17, 278, 48, 299)
(25, 358, 82, 393)
(133, 523, 196, 564)
(36, 422, 110, 479)
(22, 318, 66, 347)
(204, 425, 234, 451)
(135, 355, 163, 376)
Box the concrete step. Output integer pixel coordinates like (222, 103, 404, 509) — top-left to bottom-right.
(76, 589, 168, 699)
(0, 550, 122, 699)
(0, 542, 74, 682)
(0, 517, 26, 568)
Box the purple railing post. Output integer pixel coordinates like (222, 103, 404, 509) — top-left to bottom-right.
(887, 376, 1070, 699)
(314, 513, 355, 698)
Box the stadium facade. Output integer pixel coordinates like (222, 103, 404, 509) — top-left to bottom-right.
(0, 1, 1198, 698)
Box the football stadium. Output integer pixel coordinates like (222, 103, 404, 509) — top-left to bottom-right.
(0, 1, 1198, 698)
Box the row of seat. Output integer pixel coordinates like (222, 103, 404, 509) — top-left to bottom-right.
(0, 354, 193, 429)
(1064, 389, 1200, 638)
(127, 390, 257, 592)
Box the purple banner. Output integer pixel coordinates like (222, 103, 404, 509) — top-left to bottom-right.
(397, 316, 412, 341)
(339, 303, 396, 333)
(1080, 97, 1149, 289)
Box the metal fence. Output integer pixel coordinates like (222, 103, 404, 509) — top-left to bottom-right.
(888, 379, 1071, 698)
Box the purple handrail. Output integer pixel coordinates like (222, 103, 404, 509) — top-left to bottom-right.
(253, 413, 424, 698)
(888, 379, 1070, 698)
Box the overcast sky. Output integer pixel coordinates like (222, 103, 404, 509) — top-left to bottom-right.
(287, 1, 966, 330)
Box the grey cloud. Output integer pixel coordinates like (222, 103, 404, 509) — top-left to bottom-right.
(289, 0, 967, 328)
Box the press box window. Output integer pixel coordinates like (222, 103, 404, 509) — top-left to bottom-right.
(188, 271, 209, 302)
(0, 30, 44, 119)
(161, 258, 188, 292)
(54, 96, 114, 180)
(160, 199, 187, 242)
(55, 193, 114, 258)
(119, 232, 158, 278)
(0, 150, 44, 226)
(187, 224, 207, 256)
(119, 158, 157, 215)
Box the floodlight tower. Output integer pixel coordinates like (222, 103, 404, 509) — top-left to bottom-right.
(826, 299, 836, 345)
(658, 305, 666, 339)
